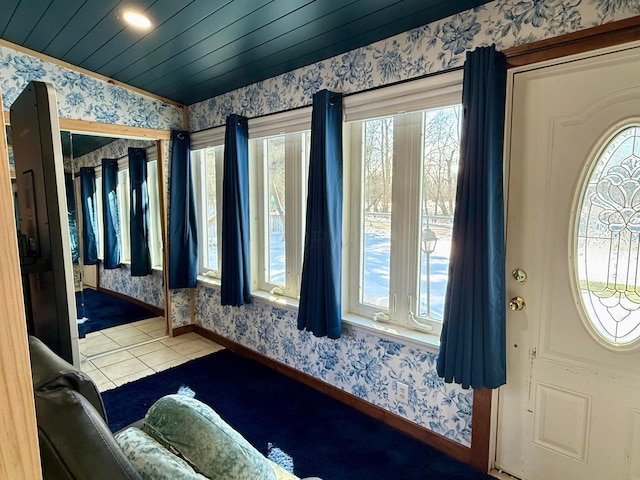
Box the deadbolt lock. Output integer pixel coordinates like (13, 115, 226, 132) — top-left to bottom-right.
(512, 268, 527, 283)
(509, 296, 526, 311)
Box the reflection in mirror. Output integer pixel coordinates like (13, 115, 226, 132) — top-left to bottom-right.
(7, 126, 168, 381)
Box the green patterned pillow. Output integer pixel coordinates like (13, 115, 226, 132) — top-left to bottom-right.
(143, 394, 276, 480)
(115, 427, 207, 480)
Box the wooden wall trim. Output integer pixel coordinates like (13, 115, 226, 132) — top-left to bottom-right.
(0, 87, 42, 479)
(4, 110, 171, 141)
(504, 16, 640, 68)
(190, 325, 472, 464)
(470, 388, 492, 472)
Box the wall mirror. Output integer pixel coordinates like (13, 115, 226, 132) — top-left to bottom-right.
(6, 120, 170, 373)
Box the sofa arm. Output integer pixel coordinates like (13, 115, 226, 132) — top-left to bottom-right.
(29, 335, 106, 420)
(35, 387, 141, 480)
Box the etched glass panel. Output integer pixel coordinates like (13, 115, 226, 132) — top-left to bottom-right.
(576, 125, 640, 346)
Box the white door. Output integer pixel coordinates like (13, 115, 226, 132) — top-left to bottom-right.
(496, 42, 640, 480)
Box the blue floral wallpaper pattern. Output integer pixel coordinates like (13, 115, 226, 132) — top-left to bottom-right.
(100, 264, 165, 310)
(188, 0, 639, 131)
(186, 0, 640, 447)
(195, 285, 473, 446)
(0, 45, 183, 131)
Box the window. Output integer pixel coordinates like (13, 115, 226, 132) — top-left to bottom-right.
(575, 124, 640, 348)
(89, 150, 162, 268)
(191, 145, 224, 277)
(117, 168, 131, 262)
(345, 71, 462, 334)
(147, 155, 163, 269)
(94, 171, 105, 260)
(252, 131, 310, 298)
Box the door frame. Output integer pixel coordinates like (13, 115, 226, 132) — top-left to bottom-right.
(487, 15, 640, 476)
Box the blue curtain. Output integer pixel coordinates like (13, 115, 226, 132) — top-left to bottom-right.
(436, 45, 507, 389)
(297, 90, 343, 339)
(169, 130, 198, 289)
(79, 167, 98, 266)
(64, 172, 79, 264)
(102, 158, 121, 269)
(221, 114, 251, 306)
(128, 147, 152, 276)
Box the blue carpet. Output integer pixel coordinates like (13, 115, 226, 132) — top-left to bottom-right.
(76, 289, 156, 338)
(102, 349, 493, 480)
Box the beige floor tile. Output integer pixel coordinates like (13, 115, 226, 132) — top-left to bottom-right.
(132, 316, 164, 327)
(98, 381, 117, 392)
(138, 347, 185, 368)
(113, 368, 156, 387)
(80, 357, 97, 373)
(142, 326, 168, 338)
(127, 340, 167, 357)
(84, 338, 120, 356)
(170, 339, 215, 356)
(103, 325, 144, 342)
(160, 332, 201, 347)
(86, 369, 110, 386)
(91, 350, 135, 368)
(100, 358, 150, 382)
(152, 357, 190, 372)
(114, 332, 154, 348)
(84, 331, 111, 345)
(135, 319, 167, 333)
(185, 344, 224, 359)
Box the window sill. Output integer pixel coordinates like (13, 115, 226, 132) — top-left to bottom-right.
(192, 283, 441, 353)
(341, 313, 441, 353)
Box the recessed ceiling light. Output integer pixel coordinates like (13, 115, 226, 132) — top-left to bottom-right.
(122, 11, 152, 29)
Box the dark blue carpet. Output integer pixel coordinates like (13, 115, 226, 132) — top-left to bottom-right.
(102, 349, 492, 480)
(76, 288, 156, 338)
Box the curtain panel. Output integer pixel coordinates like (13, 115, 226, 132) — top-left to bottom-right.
(64, 172, 79, 264)
(102, 158, 121, 269)
(297, 89, 343, 339)
(128, 147, 152, 276)
(436, 45, 507, 389)
(220, 114, 251, 306)
(79, 167, 98, 266)
(169, 130, 198, 289)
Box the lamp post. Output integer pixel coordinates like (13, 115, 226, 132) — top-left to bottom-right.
(421, 224, 438, 317)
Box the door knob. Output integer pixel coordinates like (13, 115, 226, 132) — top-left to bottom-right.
(509, 296, 526, 311)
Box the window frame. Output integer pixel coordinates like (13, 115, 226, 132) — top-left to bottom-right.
(344, 70, 463, 335)
(191, 144, 224, 278)
(252, 130, 310, 298)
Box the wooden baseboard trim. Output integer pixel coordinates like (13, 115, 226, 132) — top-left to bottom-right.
(172, 324, 194, 336)
(95, 286, 164, 317)
(192, 325, 471, 464)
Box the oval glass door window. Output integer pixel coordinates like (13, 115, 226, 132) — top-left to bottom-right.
(575, 125, 640, 348)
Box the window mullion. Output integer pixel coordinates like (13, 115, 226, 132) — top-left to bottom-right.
(215, 146, 224, 276)
(285, 133, 303, 296)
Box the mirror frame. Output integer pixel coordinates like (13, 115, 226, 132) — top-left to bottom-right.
(3, 110, 174, 339)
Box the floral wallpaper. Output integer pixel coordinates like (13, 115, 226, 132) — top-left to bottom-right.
(188, 0, 640, 131)
(100, 264, 164, 310)
(195, 285, 473, 446)
(186, 0, 640, 447)
(171, 289, 192, 328)
(0, 45, 183, 130)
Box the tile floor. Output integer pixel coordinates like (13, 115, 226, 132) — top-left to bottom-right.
(79, 318, 224, 392)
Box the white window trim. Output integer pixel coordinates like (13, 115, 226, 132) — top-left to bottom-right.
(343, 69, 462, 122)
(252, 131, 309, 299)
(191, 144, 224, 278)
(344, 71, 463, 338)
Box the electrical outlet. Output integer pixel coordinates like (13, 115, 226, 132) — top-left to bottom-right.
(397, 381, 409, 404)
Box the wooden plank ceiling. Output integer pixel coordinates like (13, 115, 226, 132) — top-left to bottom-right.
(1, 0, 491, 106)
